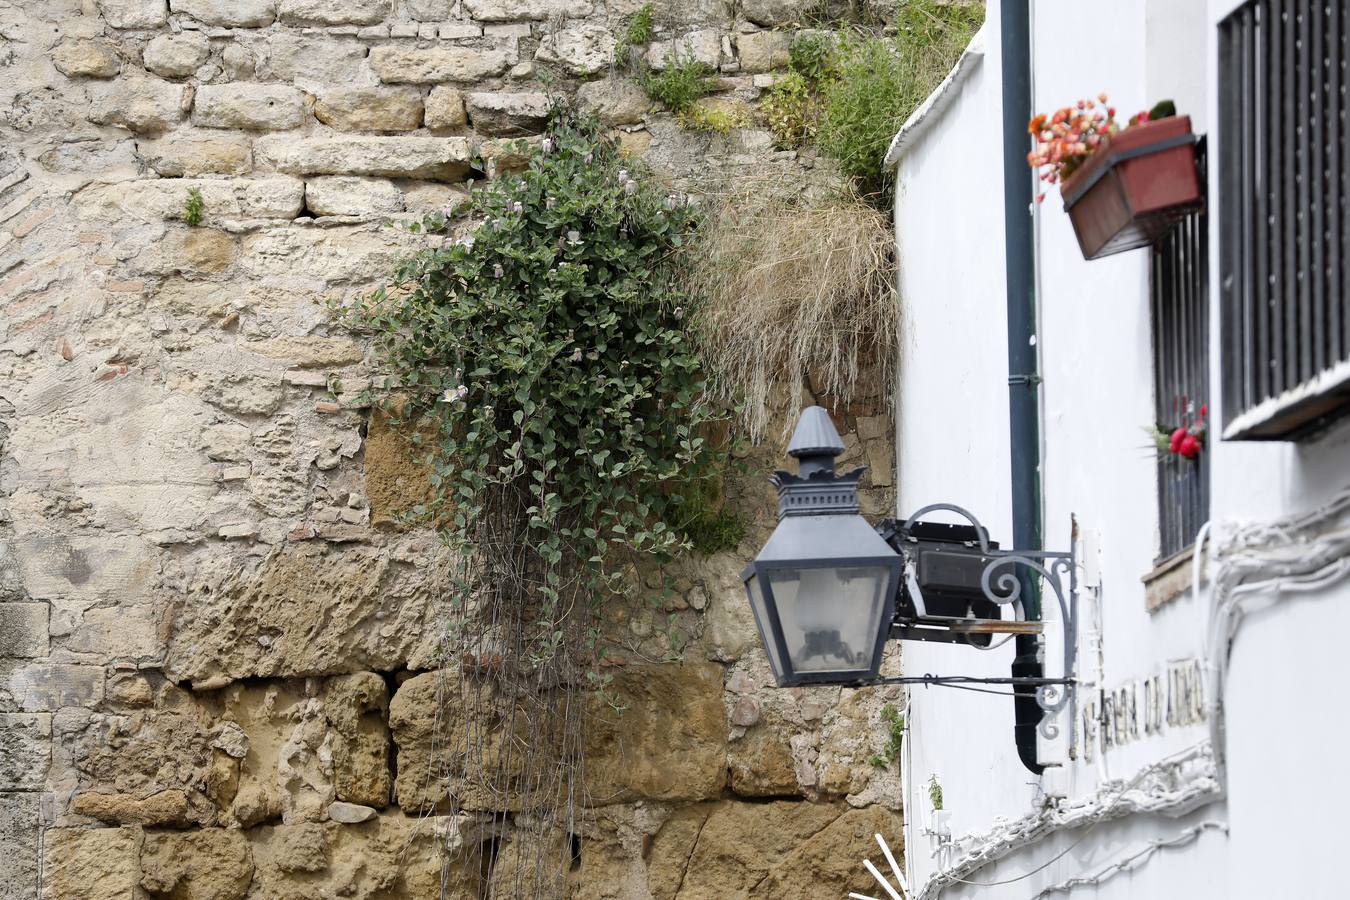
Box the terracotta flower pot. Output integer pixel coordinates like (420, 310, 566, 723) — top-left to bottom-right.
(1059, 115, 1203, 260)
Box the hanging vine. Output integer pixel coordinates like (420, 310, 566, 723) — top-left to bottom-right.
(338, 101, 723, 894)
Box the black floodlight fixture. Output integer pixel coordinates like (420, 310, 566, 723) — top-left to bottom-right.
(741, 406, 903, 686)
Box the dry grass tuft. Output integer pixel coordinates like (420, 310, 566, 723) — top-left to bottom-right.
(688, 179, 899, 441)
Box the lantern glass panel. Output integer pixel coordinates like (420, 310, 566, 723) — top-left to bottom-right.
(744, 572, 784, 676)
(766, 565, 891, 674)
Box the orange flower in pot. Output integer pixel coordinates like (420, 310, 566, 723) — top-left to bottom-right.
(1028, 97, 1204, 260)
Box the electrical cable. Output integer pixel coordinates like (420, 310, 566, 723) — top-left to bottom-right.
(945, 750, 1181, 888)
(1029, 820, 1227, 898)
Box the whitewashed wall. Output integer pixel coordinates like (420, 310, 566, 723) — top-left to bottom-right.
(891, 0, 1350, 897)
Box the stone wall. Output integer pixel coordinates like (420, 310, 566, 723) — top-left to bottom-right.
(0, 0, 903, 897)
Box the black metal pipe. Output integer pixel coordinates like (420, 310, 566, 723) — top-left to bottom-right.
(1000, 0, 1046, 776)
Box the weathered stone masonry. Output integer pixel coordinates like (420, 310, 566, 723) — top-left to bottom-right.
(0, 0, 903, 896)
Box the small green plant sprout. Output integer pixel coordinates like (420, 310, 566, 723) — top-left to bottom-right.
(869, 702, 906, 768)
(678, 100, 750, 135)
(614, 1, 655, 67)
(641, 54, 717, 114)
(788, 30, 836, 83)
(761, 70, 817, 149)
(928, 774, 944, 811)
(183, 187, 204, 226)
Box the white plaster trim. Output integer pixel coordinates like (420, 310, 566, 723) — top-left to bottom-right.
(882, 25, 988, 170)
(915, 486, 1350, 898)
(914, 743, 1221, 900)
(1221, 356, 1350, 439)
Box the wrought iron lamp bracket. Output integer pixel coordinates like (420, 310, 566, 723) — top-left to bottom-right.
(882, 503, 1079, 745)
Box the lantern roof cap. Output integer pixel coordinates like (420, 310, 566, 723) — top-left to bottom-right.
(787, 406, 844, 459)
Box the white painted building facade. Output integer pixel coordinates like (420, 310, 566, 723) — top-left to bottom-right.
(887, 1, 1350, 897)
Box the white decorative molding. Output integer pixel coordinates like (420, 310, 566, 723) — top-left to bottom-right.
(882, 26, 987, 169)
(915, 743, 1221, 900)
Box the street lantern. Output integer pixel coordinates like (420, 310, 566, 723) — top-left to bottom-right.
(741, 406, 1083, 770)
(741, 406, 903, 686)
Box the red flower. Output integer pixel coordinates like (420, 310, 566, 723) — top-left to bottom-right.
(1169, 427, 1187, 454)
(1178, 434, 1202, 459)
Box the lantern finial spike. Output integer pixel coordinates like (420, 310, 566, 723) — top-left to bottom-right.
(788, 406, 845, 478)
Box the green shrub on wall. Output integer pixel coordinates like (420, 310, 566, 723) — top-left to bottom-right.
(344, 103, 723, 653)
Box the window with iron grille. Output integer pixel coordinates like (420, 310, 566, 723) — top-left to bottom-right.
(1152, 149, 1210, 562)
(1218, 0, 1350, 440)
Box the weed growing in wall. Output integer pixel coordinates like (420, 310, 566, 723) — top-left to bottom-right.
(869, 702, 906, 768)
(613, 1, 654, 67)
(641, 54, 717, 114)
(184, 187, 204, 226)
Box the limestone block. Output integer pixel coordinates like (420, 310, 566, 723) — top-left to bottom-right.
(138, 130, 251, 176)
(864, 438, 893, 487)
(741, 0, 816, 27)
(313, 87, 423, 132)
(406, 0, 452, 19)
(0, 604, 48, 658)
(424, 86, 467, 129)
(647, 799, 898, 898)
(304, 175, 403, 218)
(463, 0, 591, 21)
(401, 181, 469, 217)
(77, 176, 305, 225)
(107, 672, 155, 707)
(257, 34, 367, 82)
(43, 827, 139, 900)
(71, 789, 192, 826)
(327, 800, 376, 823)
(576, 78, 650, 126)
(139, 227, 236, 275)
(143, 32, 211, 78)
(535, 22, 616, 76)
(6, 663, 104, 711)
(237, 225, 412, 283)
(89, 76, 186, 133)
(368, 45, 512, 84)
(0, 793, 40, 900)
(737, 30, 790, 73)
(254, 135, 474, 180)
(193, 84, 306, 131)
(388, 671, 542, 812)
(0, 714, 50, 790)
(246, 335, 367, 367)
(755, 804, 904, 896)
(11, 533, 156, 605)
(728, 717, 799, 797)
(322, 672, 390, 808)
(164, 541, 446, 685)
(200, 422, 252, 461)
(702, 563, 758, 662)
(221, 44, 255, 79)
(647, 29, 722, 70)
(279, 0, 391, 25)
(364, 406, 435, 527)
(51, 40, 121, 78)
(139, 829, 255, 900)
(169, 0, 278, 26)
(64, 705, 214, 820)
(585, 663, 726, 803)
(464, 91, 549, 136)
(247, 814, 485, 898)
(98, 0, 168, 28)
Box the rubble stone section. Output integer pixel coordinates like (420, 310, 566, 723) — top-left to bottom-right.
(0, 0, 903, 896)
